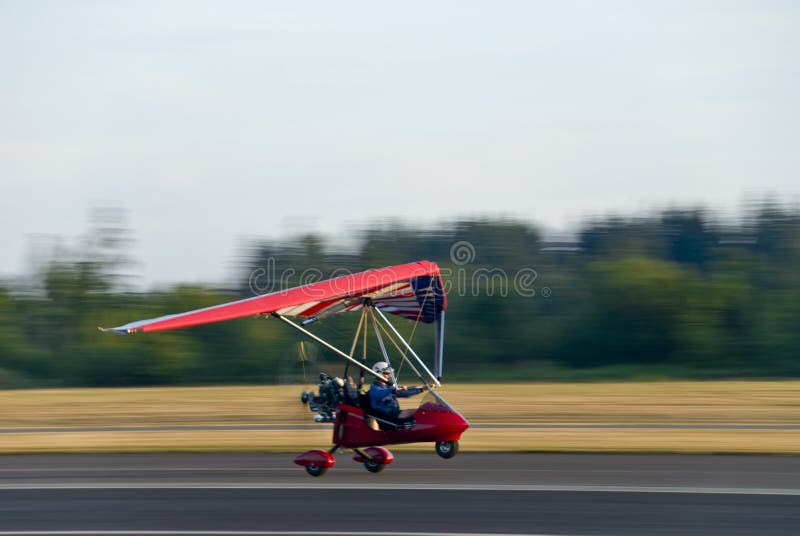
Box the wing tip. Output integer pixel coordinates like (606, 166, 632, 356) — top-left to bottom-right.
(98, 326, 130, 335)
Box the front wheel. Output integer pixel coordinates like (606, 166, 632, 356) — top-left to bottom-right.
(435, 440, 459, 459)
(364, 460, 385, 473)
(305, 465, 328, 477)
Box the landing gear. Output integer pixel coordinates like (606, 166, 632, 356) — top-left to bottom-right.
(435, 440, 459, 459)
(305, 465, 328, 477)
(364, 459, 385, 473)
(294, 448, 336, 476)
(353, 446, 394, 474)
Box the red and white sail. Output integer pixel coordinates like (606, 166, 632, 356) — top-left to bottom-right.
(103, 260, 446, 335)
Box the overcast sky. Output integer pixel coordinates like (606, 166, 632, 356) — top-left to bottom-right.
(1, 1, 798, 287)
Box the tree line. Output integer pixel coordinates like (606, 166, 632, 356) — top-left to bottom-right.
(1, 202, 799, 387)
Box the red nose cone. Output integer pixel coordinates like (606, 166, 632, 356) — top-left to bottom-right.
(459, 412, 470, 429)
(453, 410, 470, 434)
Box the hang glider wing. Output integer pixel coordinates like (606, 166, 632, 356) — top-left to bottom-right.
(102, 260, 446, 335)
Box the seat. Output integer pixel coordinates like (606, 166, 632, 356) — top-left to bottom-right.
(358, 391, 371, 411)
(362, 400, 415, 431)
(342, 377, 360, 407)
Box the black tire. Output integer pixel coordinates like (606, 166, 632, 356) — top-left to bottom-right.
(364, 459, 385, 473)
(435, 440, 459, 459)
(305, 465, 327, 477)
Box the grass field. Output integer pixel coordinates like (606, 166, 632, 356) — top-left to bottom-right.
(1, 381, 798, 454)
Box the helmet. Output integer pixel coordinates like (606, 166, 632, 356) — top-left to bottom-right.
(372, 361, 392, 374)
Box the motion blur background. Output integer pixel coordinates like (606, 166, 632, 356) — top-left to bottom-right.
(2, 204, 799, 387)
(1, 2, 798, 388)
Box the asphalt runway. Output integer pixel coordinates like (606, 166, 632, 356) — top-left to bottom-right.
(1, 452, 799, 536)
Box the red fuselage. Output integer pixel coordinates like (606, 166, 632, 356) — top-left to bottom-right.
(332, 402, 469, 448)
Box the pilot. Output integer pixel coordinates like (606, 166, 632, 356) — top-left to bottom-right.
(368, 361, 424, 427)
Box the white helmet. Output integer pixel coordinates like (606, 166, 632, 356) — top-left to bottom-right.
(372, 361, 392, 374)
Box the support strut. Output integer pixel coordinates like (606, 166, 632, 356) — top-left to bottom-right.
(271, 313, 384, 382)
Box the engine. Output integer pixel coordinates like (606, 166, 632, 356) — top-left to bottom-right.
(300, 373, 356, 423)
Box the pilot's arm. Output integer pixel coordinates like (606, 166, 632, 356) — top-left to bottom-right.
(396, 386, 424, 398)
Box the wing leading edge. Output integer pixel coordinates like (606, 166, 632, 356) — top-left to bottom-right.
(102, 260, 447, 335)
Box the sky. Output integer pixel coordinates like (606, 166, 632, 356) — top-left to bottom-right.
(1, 1, 798, 287)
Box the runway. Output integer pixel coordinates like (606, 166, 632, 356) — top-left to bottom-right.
(1, 453, 799, 535)
(4, 423, 800, 433)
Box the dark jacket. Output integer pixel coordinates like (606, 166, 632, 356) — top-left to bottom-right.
(368, 381, 423, 418)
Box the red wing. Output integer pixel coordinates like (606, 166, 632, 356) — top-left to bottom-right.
(103, 260, 446, 334)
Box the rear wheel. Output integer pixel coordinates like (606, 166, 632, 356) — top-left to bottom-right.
(305, 465, 328, 477)
(435, 440, 459, 459)
(364, 459, 385, 473)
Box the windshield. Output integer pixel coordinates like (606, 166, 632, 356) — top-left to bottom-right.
(416, 390, 454, 412)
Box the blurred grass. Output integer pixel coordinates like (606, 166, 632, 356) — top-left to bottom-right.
(1, 381, 799, 453)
